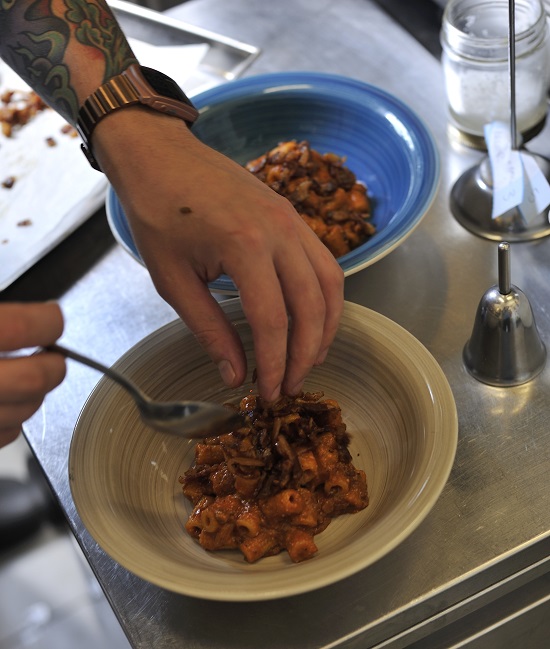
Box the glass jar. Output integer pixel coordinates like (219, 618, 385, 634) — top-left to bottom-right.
(441, 0, 550, 149)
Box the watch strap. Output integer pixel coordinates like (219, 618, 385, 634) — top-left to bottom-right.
(77, 64, 199, 171)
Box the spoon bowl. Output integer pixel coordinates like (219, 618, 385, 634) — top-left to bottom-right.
(45, 343, 242, 438)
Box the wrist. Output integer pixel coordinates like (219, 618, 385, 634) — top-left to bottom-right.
(92, 106, 195, 180)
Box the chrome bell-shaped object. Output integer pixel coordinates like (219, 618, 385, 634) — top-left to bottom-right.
(463, 242, 546, 386)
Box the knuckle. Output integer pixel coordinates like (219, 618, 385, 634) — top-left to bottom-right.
(309, 298, 327, 322)
(192, 322, 232, 357)
(323, 256, 345, 290)
(287, 341, 317, 368)
(193, 328, 221, 349)
(265, 307, 290, 334)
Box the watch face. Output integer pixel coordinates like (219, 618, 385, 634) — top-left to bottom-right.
(140, 66, 189, 103)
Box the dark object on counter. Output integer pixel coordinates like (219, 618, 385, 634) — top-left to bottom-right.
(463, 241, 547, 386)
(373, 0, 444, 58)
(0, 455, 64, 551)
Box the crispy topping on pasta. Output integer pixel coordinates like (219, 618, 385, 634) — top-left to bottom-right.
(179, 392, 369, 563)
(245, 140, 376, 258)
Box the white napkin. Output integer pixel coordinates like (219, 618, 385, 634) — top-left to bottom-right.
(0, 41, 209, 290)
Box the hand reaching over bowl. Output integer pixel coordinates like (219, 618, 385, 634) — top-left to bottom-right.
(107, 72, 439, 291)
(94, 109, 345, 403)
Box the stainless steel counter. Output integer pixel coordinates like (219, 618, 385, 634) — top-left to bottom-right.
(10, 0, 550, 647)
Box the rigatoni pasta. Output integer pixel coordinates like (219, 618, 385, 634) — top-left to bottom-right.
(179, 392, 369, 563)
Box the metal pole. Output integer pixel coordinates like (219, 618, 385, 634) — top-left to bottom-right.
(509, 0, 518, 150)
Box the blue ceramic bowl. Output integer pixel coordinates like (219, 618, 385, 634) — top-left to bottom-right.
(106, 72, 439, 294)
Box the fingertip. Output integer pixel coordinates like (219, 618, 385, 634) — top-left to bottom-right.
(39, 302, 64, 340)
(283, 380, 303, 398)
(217, 359, 239, 388)
(263, 383, 282, 403)
(54, 354, 68, 386)
(0, 427, 21, 450)
(314, 347, 328, 366)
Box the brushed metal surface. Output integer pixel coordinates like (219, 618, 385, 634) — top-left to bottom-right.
(15, 0, 550, 647)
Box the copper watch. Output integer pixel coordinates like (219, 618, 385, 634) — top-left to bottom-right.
(76, 63, 199, 171)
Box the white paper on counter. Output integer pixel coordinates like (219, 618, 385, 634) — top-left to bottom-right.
(0, 63, 108, 291)
(0, 40, 210, 291)
(128, 38, 209, 92)
(485, 120, 550, 224)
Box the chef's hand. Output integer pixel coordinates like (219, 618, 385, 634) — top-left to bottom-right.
(94, 109, 345, 402)
(0, 303, 66, 448)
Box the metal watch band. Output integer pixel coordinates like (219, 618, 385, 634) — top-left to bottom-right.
(77, 64, 199, 171)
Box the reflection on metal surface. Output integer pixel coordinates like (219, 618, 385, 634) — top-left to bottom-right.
(450, 154, 550, 241)
(486, 379, 536, 419)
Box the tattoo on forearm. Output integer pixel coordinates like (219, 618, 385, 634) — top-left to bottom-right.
(65, 0, 135, 79)
(0, 0, 136, 123)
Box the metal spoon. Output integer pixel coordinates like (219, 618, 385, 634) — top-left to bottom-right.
(45, 343, 242, 439)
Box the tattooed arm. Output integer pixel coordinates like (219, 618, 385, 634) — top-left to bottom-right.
(0, 0, 344, 404)
(0, 0, 135, 122)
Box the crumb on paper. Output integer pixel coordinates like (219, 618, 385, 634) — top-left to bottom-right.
(45, 136, 56, 147)
(2, 176, 16, 189)
(0, 89, 49, 137)
(61, 124, 78, 137)
(17, 219, 32, 227)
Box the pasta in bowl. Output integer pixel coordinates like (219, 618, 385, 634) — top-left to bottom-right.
(69, 299, 458, 601)
(180, 391, 370, 563)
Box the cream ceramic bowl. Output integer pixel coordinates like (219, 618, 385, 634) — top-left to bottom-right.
(69, 299, 458, 601)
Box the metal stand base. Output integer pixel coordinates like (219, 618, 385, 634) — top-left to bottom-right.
(450, 152, 550, 242)
(447, 116, 546, 151)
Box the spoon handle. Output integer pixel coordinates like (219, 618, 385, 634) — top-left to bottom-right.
(45, 343, 149, 406)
